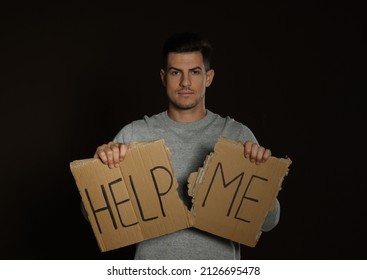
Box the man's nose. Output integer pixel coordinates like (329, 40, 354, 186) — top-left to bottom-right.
(180, 73, 191, 87)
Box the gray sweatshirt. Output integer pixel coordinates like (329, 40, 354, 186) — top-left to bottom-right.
(111, 110, 280, 260)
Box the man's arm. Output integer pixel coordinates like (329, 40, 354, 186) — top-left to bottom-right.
(262, 199, 280, 232)
(242, 141, 280, 232)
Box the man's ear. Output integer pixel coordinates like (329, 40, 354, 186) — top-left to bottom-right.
(205, 69, 215, 87)
(160, 69, 166, 87)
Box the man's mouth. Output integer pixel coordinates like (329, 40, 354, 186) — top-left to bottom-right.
(178, 91, 194, 97)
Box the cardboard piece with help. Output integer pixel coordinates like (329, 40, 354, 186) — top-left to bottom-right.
(70, 140, 192, 252)
(188, 136, 292, 247)
(70, 136, 291, 252)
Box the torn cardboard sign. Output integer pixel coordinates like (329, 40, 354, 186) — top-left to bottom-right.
(70, 140, 192, 252)
(188, 136, 292, 247)
(70, 136, 291, 252)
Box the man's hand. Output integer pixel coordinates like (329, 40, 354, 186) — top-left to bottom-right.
(93, 141, 128, 168)
(243, 141, 271, 164)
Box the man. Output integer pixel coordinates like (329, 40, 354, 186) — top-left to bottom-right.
(93, 32, 279, 259)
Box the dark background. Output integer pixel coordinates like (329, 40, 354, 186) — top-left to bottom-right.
(1, 2, 365, 260)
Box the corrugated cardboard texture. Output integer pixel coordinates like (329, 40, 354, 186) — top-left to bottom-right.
(188, 136, 292, 247)
(70, 137, 291, 252)
(70, 139, 192, 252)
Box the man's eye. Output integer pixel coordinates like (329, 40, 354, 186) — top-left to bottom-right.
(192, 70, 201, 75)
(170, 71, 179, 76)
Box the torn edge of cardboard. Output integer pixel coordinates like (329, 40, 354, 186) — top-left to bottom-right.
(70, 136, 292, 252)
(70, 139, 193, 252)
(188, 136, 292, 247)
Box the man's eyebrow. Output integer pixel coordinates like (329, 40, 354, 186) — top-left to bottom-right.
(167, 66, 203, 71)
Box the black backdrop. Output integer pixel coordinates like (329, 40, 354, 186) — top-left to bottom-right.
(1, 2, 365, 260)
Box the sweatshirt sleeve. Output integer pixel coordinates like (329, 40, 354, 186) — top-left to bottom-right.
(261, 198, 280, 232)
(234, 122, 281, 232)
(113, 123, 134, 143)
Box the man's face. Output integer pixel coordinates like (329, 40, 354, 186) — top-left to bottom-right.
(160, 51, 214, 111)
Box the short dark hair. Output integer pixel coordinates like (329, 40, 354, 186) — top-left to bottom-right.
(162, 32, 213, 71)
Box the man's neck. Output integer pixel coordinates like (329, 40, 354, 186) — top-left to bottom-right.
(167, 106, 207, 123)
